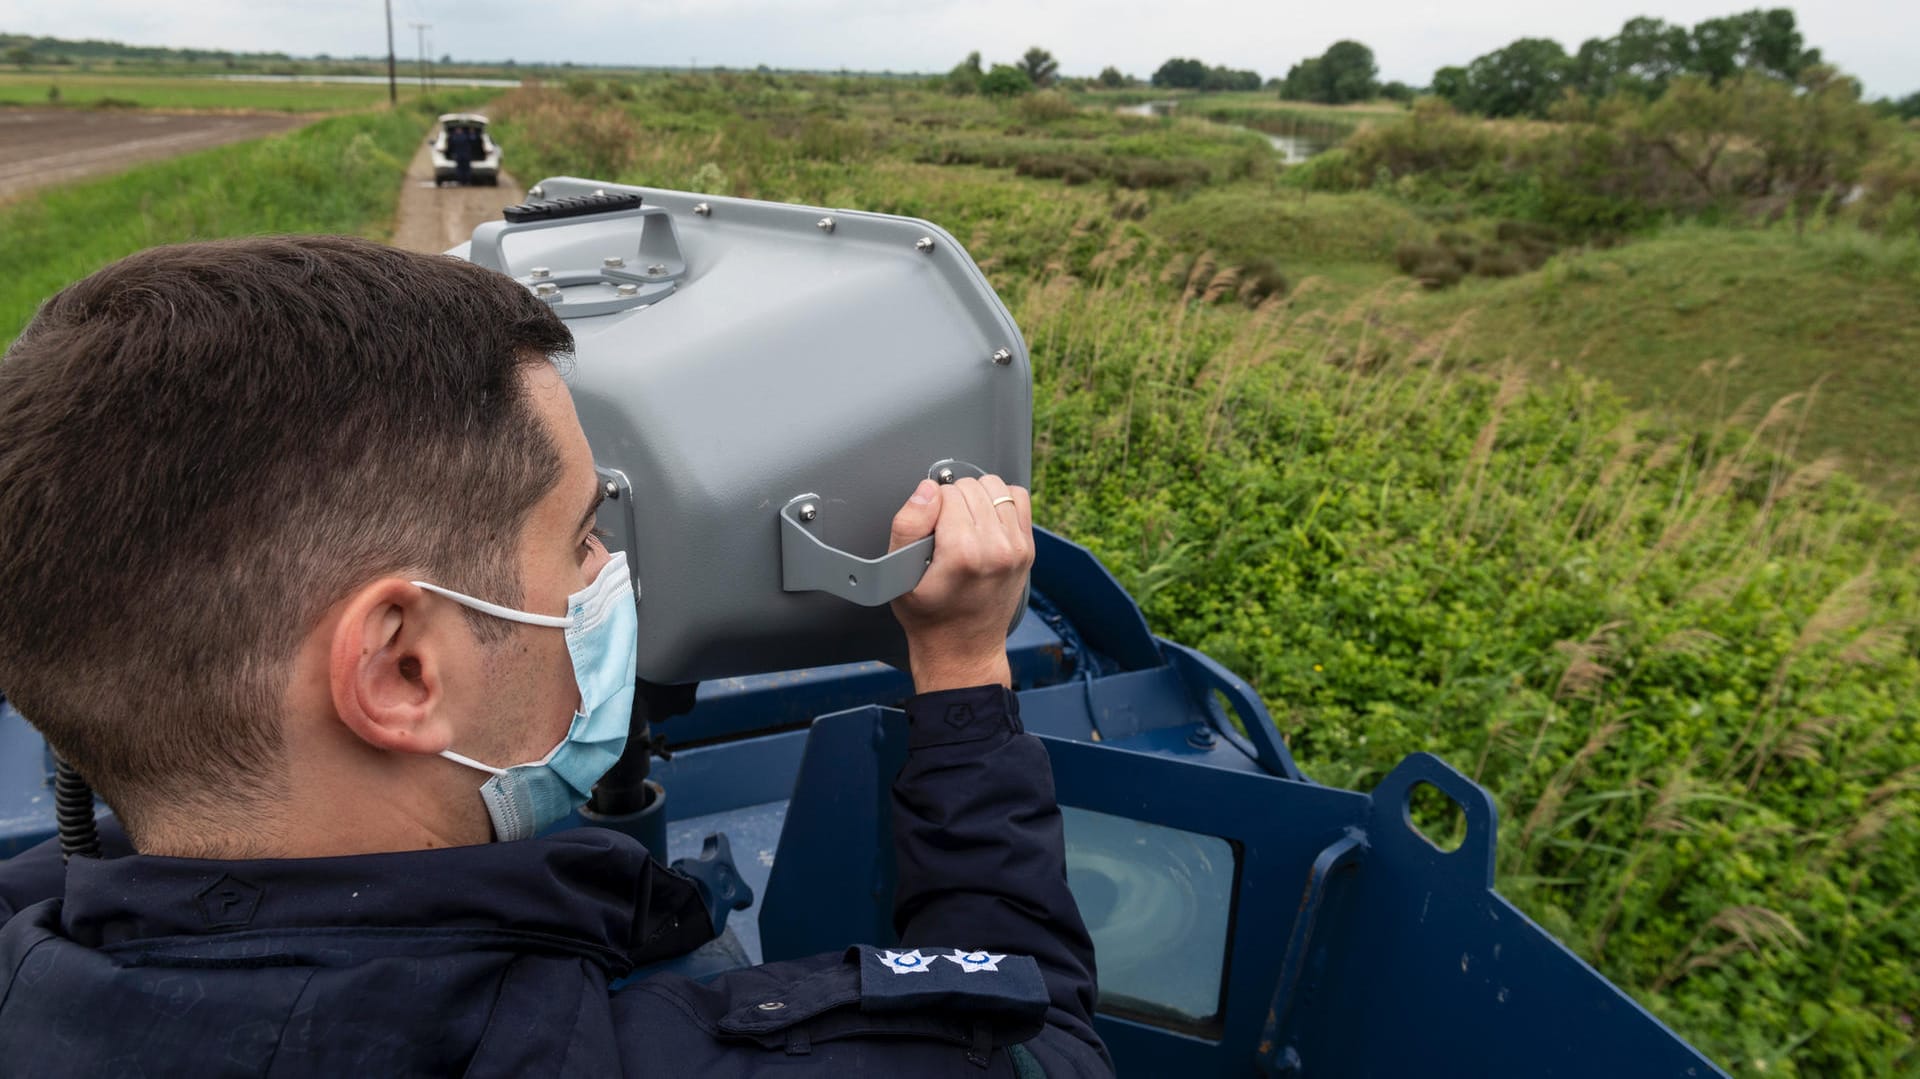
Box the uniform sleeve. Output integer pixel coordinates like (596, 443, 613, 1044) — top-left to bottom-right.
(889, 684, 1111, 1071)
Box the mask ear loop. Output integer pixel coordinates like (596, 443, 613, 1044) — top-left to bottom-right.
(411, 581, 573, 628)
(440, 749, 510, 777)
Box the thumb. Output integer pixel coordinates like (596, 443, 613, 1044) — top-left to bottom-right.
(888, 479, 941, 553)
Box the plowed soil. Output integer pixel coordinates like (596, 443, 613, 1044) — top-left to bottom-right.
(0, 108, 304, 202)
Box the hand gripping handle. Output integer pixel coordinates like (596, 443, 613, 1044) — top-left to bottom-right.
(779, 460, 985, 607)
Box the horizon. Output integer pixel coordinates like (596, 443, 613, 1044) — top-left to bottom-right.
(2, 1, 1916, 99)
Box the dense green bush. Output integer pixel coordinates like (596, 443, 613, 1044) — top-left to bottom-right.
(1024, 279, 1920, 1076)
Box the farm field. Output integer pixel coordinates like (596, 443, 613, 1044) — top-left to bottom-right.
(0, 108, 305, 201)
(0, 71, 502, 111)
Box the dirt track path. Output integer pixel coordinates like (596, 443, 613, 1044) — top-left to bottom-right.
(389, 129, 524, 254)
(0, 108, 304, 202)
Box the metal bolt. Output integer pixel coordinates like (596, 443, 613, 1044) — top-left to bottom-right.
(757, 1001, 786, 1011)
(936, 467, 956, 485)
(528, 184, 544, 199)
(604, 479, 620, 499)
(816, 216, 835, 233)
(915, 236, 935, 253)
(616, 283, 640, 297)
(603, 255, 626, 268)
(693, 202, 712, 216)
(1187, 725, 1217, 749)
(594, 188, 607, 197)
(529, 267, 551, 280)
(646, 264, 668, 277)
(534, 282, 561, 301)
(991, 348, 1013, 366)
(799, 503, 817, 522)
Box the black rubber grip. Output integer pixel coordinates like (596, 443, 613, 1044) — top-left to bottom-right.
(503, 191, 643, 223)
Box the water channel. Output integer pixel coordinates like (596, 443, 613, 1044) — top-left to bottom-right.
(1121, 100, 1334, 165)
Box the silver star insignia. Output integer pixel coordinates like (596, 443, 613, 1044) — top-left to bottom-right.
(944, 949, 1006, 972)
(879, 948, 931, 974)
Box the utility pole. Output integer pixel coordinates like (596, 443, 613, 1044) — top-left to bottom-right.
(409, 21, 431, 94)
(384, 0, 397, 106)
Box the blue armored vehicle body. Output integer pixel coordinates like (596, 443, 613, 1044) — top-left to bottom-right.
(0, 182, 1726, 1077)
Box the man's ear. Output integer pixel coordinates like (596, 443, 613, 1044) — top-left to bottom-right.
(329, 579, 457, 757)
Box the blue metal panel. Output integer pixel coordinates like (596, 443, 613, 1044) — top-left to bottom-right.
(757, 713, 1723, 1076)
(1029, 528, 1162, 672)
(665, 608, 1069, 747)
(0, 695, 55, 858)
(758, 706, 908, 961)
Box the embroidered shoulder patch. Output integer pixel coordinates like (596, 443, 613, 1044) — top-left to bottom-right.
(856, 945, 1049, 1018)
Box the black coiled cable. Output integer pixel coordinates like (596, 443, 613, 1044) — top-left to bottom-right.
(53, 756, 101, 862)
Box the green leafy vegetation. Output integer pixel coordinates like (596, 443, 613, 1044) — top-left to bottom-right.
(0, 104, 457, 345)
(489, 73, 1919, 1073)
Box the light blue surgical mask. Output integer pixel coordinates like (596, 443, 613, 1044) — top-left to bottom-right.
(413, 552, 639, 842)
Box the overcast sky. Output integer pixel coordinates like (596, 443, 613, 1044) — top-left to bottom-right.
(4, 1, 1915, 98)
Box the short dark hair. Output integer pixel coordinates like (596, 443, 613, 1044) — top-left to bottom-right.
(0, 236, 573, 841)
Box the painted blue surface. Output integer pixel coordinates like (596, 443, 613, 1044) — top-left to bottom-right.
(0, 528, 1726, 1075)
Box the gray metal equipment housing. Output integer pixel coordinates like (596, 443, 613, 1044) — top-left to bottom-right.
(453, 178, 1031, 684)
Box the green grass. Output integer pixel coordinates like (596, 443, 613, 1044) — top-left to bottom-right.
(0, 106, 438, 346)
(1414, 225, 1920, 494)
(0, 72, 498, 112)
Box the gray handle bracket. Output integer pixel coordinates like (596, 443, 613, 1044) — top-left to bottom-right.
(780, 460, 987, 607)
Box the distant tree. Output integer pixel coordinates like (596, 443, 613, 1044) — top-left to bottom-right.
(1017, 47, 1059, 88)
(1443, 37, 1570, 117)
(6, 46, 32, 69)
(1097, 65, 1128, 88)
(1280, 58, 1321, 101)
(1152, 57, 1207, 89)
(1202, 65, 1261, 92)
(1321, 40, 1378, 102)
(1891, 91, 1920, 121)
(947, 50, 983, 95)
(981, 64, 1033, 97)
(1280, 40, 1377, 104)
(1380, 80, 1416, 103)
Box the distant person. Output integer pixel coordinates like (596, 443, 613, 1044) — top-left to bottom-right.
(449, 124, 476, 185)
(0, 236, 1110, 1077)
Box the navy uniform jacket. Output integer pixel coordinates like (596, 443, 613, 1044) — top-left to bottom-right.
(0, 685, 1112, 1076)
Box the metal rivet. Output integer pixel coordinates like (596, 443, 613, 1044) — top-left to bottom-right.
(594, 188, 607, 197)
(616, 283, 640, 297)
(603, 255, 626, 268)
(693, 202, 712, 216)
(528, 184, 544, 199)
(799, 503, 817, 522)
(936, 467, 956, 485)
(816, 216, 835, 233)
(646, 264, 668, 276)
(991, 348, 1013, 366)
(604, 480, 620, 499)
(529, 267, 551, 280)
(757, 1001, 786, 1011)
(915, 236, 935, 253)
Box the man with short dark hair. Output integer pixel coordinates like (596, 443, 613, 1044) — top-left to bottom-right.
(0, 236, 1110, 1076)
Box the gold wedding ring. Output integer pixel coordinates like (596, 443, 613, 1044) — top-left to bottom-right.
(991, 496, 1016, 507)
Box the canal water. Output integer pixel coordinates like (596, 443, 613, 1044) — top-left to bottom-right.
(1121, 100, 1333, 165)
